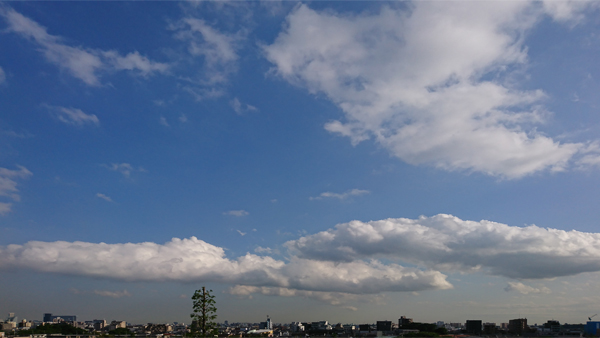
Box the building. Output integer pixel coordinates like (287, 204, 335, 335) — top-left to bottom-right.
(544, 320, 560, 333)
(399, 316, 413, 328)
(259, 317, 272, 331)
(465, 320, 482, 335)
(509, 318, 528, 335)
(376, 321, 392, 332)
(586, 322, 600, 336)
(43, 313, 76, 323)
(483, 323, 496, 334)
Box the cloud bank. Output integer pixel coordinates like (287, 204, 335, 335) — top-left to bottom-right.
(286, 214, 600, 279)
(264, 2, 599, 179)
(0, 236, 450, 295)
(3, 214, 600, 302)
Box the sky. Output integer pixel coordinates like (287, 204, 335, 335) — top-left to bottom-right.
(2, 0, 600, 327)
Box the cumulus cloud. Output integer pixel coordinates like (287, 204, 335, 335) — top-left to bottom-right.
(0, 7, 168, 86)
(504, 281, 550, 295)
(0, 237, 450, 295)
(173, 17, 242, 100)
(224, 209, 249, 217)
(310, 188, 369, 201)
(0, 165, 32, 215)
(263, 2, 595, 179)
(103, 163, 145, 178)
(96, 193, 113, 203)
(46, 105, 99, 127)
(286, 214, 600, 279)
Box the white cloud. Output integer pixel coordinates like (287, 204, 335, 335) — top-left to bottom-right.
(264, 3, 592, 179)
(310, 188, 369, 200)
(0, 66, 5, 84)
(103, 51, 169, 77)
(230, 97, 258, 115)
(504, 281, 550, 295)
(96, 193, 113, 203)
(236, 230, 247, 236)
(172, 17, 242, 100)
(0, 236, 451, 295)
(254, 246, 276, 254)
(541, 0, 600, 24)
(103, 163, 145, 178)
(0, 165, 32, 215)
(286, 214, 600, 279)
(0, 7, 168, 86)
(224, 209, 249, 217)
(47, 106, 99, 127)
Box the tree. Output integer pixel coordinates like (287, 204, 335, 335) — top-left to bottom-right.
(190, 287, 218, 337)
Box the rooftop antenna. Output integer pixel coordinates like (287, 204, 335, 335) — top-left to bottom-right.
(589, 314, 597, 321)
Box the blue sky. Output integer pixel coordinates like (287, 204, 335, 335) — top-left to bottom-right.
(2, 0, 600, 326)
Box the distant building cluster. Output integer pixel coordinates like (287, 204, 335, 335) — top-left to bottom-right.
(2, 312, 600, 338)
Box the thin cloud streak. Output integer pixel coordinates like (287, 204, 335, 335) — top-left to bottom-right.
(310, 189, 370, 201)
(0, 7, 168, 86)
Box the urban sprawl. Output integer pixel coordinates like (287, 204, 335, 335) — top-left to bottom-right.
(3, 313, 600, 338)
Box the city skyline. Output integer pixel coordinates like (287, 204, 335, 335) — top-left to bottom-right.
(2, 0, 600, 326)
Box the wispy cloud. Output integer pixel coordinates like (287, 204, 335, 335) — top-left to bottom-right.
(71, 288, 131, 298)
(254, 246, 279, 255)
(310, 188, 370, 200)
(0, 66, 5, 84)
(230, 97, 257, 115)
(45, 105, 99, 127)
(159, 116, 170, 127)
(103, 163, 145, 178)
(236, 230, 246, 236)
(179, 114, 188, 123)
(93, 289, 131, 298)
(0, 130, 34, 139)
(172, 17, 243, 100)
(0, 165, 32, 215)
(224, 209, 249, 217)
(0, 7, 168, 86)
(96, 193, 113, 203)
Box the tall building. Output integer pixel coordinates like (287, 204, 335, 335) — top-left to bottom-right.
(508, 318, 528, 335)
(399, 316, 413, 328)
(376, 321, 392, 332)
(466, 320, 482, 335)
